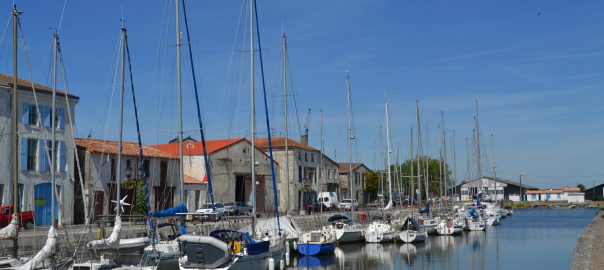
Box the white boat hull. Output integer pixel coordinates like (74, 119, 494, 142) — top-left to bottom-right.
(399, 230, 427, 243)
(335, 228, 365, 243)
(365, 231, 395, 243)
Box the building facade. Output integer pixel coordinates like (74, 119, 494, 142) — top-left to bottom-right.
(153, 138, 278, 213)
(526, 188, 585, 203)
(585, 183, 604, 201)
(338, 163, 371, 206)
(255, 137, 339, 213)
(450, 176, 538, 202)
(75, 138, 179, 222)
(0, 75, 79, 225)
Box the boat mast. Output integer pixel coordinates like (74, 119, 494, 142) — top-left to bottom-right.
(465, 137, 471, 199)
(319, 110, 324, 216)
(441, 112, 448, 208)
(11, 5, 19, 258)
(475, 99, 482, 199)
(175, 0, 185, 206)
(491, 131, 497, 200)
(250, 0, 257, 236)
(117, 28, 126, 219)
(282, 33, 290, 215)
(346, 72, 353, 204)
(51, 33, 58, 230)
(415, 100, 423, 204)
(384, 100, 393, 210)
(409, 126, 414, 210)
(379, 125, 384, 209)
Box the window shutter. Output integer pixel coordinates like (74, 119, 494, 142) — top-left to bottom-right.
(58, 108, 65, 129)
(20, 138, 28, 171)
(21, 103, 29, 124)
(60, 141, 67, 172)
(38, 139, 47, 171)
(43, 106, 51, 128)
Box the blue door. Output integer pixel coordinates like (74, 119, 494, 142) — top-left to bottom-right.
(34, 183, 60, 226)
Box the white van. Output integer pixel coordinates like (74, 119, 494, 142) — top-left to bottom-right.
(318, 192, 339, 209)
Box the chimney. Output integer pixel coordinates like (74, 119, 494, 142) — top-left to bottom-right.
(300, 134, 308, 146)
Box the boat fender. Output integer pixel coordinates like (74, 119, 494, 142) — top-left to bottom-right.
(292, 240, 297, 249)
(228, 241, 242, 254)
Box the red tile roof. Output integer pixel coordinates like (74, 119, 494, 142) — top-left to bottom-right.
(338, 163, 363, 174)
(76, 138, 174, 159)
(184, 174, 206, 185)
(151, 138, 245, 156)
(563, 187, 582, 193)
(254, 137, 319, 152)
(0, 74, 79, 99)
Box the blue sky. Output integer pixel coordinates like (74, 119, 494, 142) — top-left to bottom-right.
(2, 0, 603, 189)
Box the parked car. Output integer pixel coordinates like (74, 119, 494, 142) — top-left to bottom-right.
(339, 199, 359, 211)
(195, 203, 226, 220)
(224, 202, 253, 215)
(0, 205, 35, 229)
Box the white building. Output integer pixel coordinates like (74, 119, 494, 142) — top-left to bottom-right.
(0, 75, 78, 225)
(526, 187, 585, 203)
(76, 138, 180, 222)
(255, 137, 339, 213)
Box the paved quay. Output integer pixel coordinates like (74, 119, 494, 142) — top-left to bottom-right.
(572, 209, 604, 270)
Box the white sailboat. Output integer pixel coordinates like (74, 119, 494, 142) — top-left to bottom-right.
(436, 217, 463, 236)
(399, 216, 428, 243)
(179, 0, 282, 268)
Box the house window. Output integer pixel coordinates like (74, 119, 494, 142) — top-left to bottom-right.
(298, 166, 302, 182)
(298, 152, 301, 161)
(531, 194, 536, 200)
(29, 104, 37, 125)
(20, 138, 38, 171)
(546, 194, 551, 200)
(311, 153, 314, 163)
(144, 159, 151, 180)
(111, 158, 116, 182)
(305, 153, 308, 162)
(126, 160, 132, 179)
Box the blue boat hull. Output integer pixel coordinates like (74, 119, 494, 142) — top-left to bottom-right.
(296, 242, 336, 256)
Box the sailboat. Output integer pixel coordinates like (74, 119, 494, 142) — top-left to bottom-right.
(72, 27, 133, 270)
(461, 206, 486, 231)
(399, 216, 427, 243)
(365, 100, 396, 244)
(178, 0, 281, 268)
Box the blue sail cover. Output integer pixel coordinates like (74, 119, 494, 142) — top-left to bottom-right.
(469, 208, 480, 218)
(151, 203, 188, 218)
(419, 202, 430, 214)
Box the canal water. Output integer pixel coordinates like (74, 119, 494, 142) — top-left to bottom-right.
(286, 208, 598, 270)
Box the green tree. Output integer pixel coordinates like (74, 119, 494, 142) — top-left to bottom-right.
(123, 178, 148, 215)
(577, 183, 586, 192)
(388, 156, 453, 200)
(365, 171, 380, 202)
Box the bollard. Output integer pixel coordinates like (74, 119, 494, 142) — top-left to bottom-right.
(268, 257, 275, 270)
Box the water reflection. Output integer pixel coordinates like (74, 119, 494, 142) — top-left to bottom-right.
(285, 208, 597, 270)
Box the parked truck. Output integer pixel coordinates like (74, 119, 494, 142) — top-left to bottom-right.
(0, 205, 35, 229)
